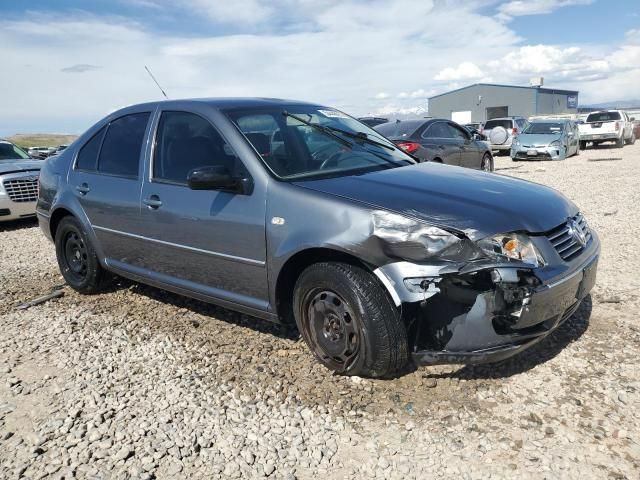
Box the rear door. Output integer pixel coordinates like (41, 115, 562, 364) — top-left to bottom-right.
(67, 111, 152, 263)
(420, 121, 461, 166)
(135, 106, 269, 311)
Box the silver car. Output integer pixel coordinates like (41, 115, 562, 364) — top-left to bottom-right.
(0, 140, 41, 221)
(511, 120, 580, 161)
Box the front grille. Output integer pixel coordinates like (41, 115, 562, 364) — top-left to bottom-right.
(515, 151, 551, 160)
(3, 177, 39, 203)
(546, 213, 592, 261)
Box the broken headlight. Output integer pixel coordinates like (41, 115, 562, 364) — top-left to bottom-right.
(371, 210, 462, 261)
(477, 233, 544, 267)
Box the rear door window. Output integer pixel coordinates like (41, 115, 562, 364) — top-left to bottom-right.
(153, 111, 243, 185)
(423, 122, 454, 139)
(98, 113, 150, 178)
(76, 126, 107, 171)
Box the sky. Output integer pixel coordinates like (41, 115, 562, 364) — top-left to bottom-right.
(0, 0, 639, 136)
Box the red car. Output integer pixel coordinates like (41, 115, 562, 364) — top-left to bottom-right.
(634, 121, 640, 142)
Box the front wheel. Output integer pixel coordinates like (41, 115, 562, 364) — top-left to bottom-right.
(55, 216, 113, 294)
(293, 262, 408, 378)
(480, 153, 493, 172)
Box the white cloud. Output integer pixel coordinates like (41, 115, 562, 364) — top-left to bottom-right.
(434, 62, 485, 81)
(0, 2, 636, 134)
(497, 0, 594, 20)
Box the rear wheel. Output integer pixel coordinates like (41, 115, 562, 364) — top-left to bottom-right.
(480, 153, 493, 172)
(55, 216, 112, 294)
(579, 140, 587, 151)
(615, 136, 624, 148)
(626, 133, 636, 145)
(293, 262, 408, 378)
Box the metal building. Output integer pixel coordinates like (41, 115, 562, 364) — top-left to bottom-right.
(428, 83, 579, 124)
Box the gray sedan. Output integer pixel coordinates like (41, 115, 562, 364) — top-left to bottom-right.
(375, 119, 494, 171)
(511, 119, 580, 161)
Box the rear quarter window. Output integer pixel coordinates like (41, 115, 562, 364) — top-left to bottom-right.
(76, 127, 107, 171)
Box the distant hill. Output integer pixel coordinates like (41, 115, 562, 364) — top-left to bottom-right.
(583, 100, 640, 109)
(7, 133, 78, 149)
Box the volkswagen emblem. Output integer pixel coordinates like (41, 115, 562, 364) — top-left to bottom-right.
(567, 218, 587, 247)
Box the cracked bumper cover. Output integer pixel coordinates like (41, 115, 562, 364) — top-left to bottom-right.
(374, 233, 600, 365)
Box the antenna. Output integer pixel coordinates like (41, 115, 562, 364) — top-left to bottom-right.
(144, 65, 168, 99)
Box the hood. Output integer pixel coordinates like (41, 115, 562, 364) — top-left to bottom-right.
(516, 133, 562, 147)
(0, 159, 42, 175)
(294, 163, 577, 240)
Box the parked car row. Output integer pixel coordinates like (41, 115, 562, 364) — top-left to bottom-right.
(32, 97, 600, 378)
(27, 145, 68, 159)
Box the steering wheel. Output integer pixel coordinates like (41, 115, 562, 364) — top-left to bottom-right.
(312, 144, 344, 170)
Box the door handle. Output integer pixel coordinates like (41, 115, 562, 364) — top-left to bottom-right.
(143, 195, 162, 209)
(76, 183, 90, 195)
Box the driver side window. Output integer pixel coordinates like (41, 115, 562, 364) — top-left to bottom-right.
(153, 111, 242, 185)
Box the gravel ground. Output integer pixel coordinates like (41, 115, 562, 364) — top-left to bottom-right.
(1, 143, 639, 479)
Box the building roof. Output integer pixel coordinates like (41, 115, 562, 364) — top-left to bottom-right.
(429, 83, 579, 100)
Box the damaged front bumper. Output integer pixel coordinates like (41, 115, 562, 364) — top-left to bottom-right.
(374, 232, 600, 365)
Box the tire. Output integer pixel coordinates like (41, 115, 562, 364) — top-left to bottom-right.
(293, 262, 408, 378)
(615, 136, 624, 148)
(480, 153, 493, 172)
(55, 216, 112, 294)
(626, 133, 636, 145)
(579, 140, 587, 151)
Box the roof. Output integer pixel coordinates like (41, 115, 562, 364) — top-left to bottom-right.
(429, 83, 579, 100)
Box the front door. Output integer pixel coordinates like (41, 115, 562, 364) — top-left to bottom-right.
(448, 122, 481, 169)
(135, 109, 268, 311)
(420, 121, 461, 166)
(67, 111, 151, 262)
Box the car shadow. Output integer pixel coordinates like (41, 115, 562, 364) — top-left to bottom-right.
(425, 295, 593, 380)
(113, 277, 299, 342)
(0, 217, 38, 232)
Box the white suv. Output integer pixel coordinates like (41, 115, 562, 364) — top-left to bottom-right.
(482, 117, 528, 154)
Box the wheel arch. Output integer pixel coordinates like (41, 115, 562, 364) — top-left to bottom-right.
(49, 207, 75, 239)
(274, 247, 374, 325)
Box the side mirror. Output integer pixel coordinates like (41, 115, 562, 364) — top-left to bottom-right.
(187, 165, 252, 194)
(631, 117, 636, 121)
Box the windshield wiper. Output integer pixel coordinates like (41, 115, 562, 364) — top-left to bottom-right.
(282, 111, 353, 149)
(324, 126, 395, 151)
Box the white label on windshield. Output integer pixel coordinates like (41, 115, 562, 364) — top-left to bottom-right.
(318, 109, 349, 119)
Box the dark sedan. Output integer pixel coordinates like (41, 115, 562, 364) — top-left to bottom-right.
(374, 119, 493, 171)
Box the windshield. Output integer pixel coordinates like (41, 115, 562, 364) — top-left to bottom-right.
(374, 120, 424, 138)
(0, 142, 31, 160)
(523, 123, 564, 135)
(586, 112, 621, 122)
(225, 106, 414, 181)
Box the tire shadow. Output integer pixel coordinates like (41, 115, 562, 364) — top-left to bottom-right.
(426, 295, 592, 380)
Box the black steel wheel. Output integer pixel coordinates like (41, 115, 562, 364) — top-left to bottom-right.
(55, 216, 112, 293)
(293, 262, 408, 378)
